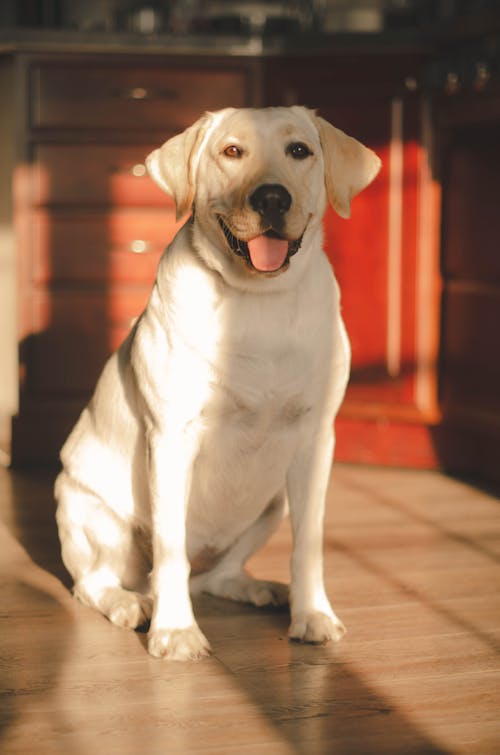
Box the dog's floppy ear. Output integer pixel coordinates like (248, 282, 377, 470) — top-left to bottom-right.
(146, 113, 212, 220)
(314, 116, 381, 219)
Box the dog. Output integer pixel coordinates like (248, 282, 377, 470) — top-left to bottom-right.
(55, 106, 380, 660)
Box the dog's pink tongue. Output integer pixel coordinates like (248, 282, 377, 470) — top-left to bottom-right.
(247, 235, 288, 272)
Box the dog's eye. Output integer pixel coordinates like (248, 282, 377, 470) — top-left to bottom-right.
(287, 142, 313, 160)
(223, 145, 244, 159)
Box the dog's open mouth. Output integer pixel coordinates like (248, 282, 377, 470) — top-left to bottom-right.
(218, 217, 303, 273)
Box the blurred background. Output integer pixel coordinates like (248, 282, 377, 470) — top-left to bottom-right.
(0, 0, 499, 484)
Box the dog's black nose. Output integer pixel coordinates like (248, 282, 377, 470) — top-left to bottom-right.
(250, 184, 292, 221)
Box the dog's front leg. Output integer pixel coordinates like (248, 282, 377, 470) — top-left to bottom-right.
(287, 426, 346, 645)
(147, 430, 211, 661)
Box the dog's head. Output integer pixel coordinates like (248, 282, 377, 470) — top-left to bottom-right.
(147, 107, 380, 281)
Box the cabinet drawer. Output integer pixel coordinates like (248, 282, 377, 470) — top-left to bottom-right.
(29, 290, 147, 394)
(32, 209, 181, 285)
(34, 144, 171, 206)
(31, 63, 250, 130)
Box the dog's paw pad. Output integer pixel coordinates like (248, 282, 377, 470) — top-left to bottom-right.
(148, 625, 212, 661)
(108, 593, 153, 630)
(289, 611, 346, 645)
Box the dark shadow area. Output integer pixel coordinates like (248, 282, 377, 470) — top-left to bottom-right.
(192, 595, 451, 755)
(4, 467, 71, 588)
(431, 422, 500, 489)
(0, 516, 77, 751)
(433, 115, 500, 487)
(0, 580, 75, 748)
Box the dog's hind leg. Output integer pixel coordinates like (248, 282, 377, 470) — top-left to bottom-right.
(55, 472, 152, 629)
(190, 491, 289, 607)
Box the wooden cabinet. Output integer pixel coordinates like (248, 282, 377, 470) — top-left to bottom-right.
(1, 47, 448, 472)
(3, 53, 254, 462)
(433, 66, 500, 481)
(32, 62, 250, 131)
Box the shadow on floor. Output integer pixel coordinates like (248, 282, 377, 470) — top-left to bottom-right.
(192, 596, 451, 755)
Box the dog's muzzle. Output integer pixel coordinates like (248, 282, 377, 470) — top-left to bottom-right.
(249, 184, 292, 230)
(218, 217, 303, 274)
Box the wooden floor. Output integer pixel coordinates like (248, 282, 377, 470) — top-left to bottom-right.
(0, 463, 499, 754)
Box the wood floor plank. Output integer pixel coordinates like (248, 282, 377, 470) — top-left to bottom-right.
(1, 464, 499, 754)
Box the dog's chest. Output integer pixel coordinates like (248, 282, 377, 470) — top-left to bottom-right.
(167, 264, 333, 543)
(187, 325, 322, 541)
(189, 383, 307, 550)
(200, 293, 321, 434)
(172, 272, 327, 432)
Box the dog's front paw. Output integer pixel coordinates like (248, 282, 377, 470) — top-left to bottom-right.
(148, 625, 212, 661)
(289, 611, 346, 645)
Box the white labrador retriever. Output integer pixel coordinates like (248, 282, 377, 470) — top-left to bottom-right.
(55, 107, 380, 660)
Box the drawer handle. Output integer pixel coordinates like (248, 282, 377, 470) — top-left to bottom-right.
(474, 61, 490, 91)
(444, 72, 460, 95)
(129, 240, 151, 254)
(130, 163, 147, 177)
(115, 87, 178, 101)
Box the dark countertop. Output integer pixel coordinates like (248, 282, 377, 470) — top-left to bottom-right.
(0, 27, 430, 58)
(1, 7, 499, 60)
